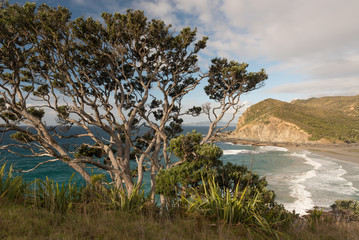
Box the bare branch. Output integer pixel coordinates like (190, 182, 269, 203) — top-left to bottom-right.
(17, 159, 60, 173)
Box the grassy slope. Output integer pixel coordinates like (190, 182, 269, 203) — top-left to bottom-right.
(241, 96, 359, 142)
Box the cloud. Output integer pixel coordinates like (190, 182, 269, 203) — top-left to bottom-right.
(64, 0, 359, 103)
(136, 0, 179, 24)
(216, 0, 359, 100)
(268, 77, 359, 97)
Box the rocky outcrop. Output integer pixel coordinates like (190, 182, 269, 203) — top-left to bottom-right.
(230, 96, 359, 144)
(231, 116, 311, 143)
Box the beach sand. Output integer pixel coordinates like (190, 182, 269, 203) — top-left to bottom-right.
(214, 135, 359, 164)
(302, 145, 359, 164)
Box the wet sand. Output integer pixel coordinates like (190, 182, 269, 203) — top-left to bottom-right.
(301, 146, 359, 163)
(214, 135, 359, 164)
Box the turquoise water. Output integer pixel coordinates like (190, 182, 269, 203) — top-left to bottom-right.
(1, 126, 359, 215)
(217, 141, 359, 214)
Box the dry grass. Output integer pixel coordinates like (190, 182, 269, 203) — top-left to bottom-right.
(1, 200, 359, 240)
(0, 200, 250, 240)
(283, 217, 359, 240)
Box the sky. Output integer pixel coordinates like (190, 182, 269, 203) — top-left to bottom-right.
(8, 0, 359, 124)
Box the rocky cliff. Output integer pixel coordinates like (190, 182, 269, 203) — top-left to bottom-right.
(230, 96, 359, 144)
(231, 116, 311, 143)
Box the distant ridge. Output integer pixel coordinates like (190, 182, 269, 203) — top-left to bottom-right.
(231, 95, 359, 144)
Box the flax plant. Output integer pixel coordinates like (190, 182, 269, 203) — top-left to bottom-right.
(32, 173, 81, 213)
(107, 183, 146, 212)
(0, 163, 30, 202)
(186, 177, 260, 224)
(80, 174, 147, 213)
(185, 176, 291, 238)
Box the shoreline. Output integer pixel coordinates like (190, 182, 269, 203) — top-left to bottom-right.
(300, 146, 359, 164)
(214, 135, 359, 164)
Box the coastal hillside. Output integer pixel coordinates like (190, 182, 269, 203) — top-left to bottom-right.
(231, 95, 359, 144)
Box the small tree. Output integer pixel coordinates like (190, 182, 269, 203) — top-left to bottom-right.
(155, 131, 273, 205)
(0, 2, 267, 199)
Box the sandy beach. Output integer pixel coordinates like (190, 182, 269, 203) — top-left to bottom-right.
(214, 135, 359, 164)
(301, 145, 359, 164)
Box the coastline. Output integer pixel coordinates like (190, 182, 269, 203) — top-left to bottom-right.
(214, 135, 359, 164)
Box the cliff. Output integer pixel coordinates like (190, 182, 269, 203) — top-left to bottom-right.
(231, 96, 359, 144)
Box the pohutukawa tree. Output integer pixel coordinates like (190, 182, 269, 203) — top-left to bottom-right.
(0, 2, 267, 198)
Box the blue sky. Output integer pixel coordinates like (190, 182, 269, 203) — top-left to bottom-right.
(9, 0, 359, 123)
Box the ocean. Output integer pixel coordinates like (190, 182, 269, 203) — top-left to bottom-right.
(1, 126, 359, 215)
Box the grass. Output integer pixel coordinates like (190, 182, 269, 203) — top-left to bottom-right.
(1, 199, 359, 240)
(0, 200, 248, 240)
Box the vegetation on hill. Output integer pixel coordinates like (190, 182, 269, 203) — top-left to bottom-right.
(292, 95, 359, 117)
(240, 96, 359, 143)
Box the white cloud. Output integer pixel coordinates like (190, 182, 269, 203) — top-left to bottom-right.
(136, 0, 179, 25)
(71, 0, 359, 102)
(268, 77, 359, 97)
(214, 0, 359, 100)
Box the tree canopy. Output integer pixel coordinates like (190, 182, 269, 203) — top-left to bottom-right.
(0, 2, 267, 200)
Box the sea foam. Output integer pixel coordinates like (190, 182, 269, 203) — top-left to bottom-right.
(257, 146, 288, 153)
(284, 151, 359, 214)
(222, 149, 258, 155)
(222, 145, 288, 155)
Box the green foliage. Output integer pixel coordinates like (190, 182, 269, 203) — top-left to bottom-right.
(216, 163, 271, 199)
(22, 85, 34, 92)
(73, 144, 106, 158)
(308, 207, 323, 231)
(156, 131, 274, 206)
(331, 199, 359, 221)
(333, 200, 359, 214)
(56, 105, 69, 119)
(10, 131, 33, 143)
(156, 131, 223, 197)
(205, 58, 267, 102)
(90, 173, 106, 184)
(185, 176, 296, 237)
(33, 85, 49, 96)
(107, 184, 146, 212)
(0, 97, 4, 108)
(51, 80, 66, 89)
(27, 107, 45, 120)
(187, 106, 202, 116)
(186, 177, 253, 224)
(32, 174, 81, 213)
(0, 111, 20, 121)
(56, 105, 70, 124)
(80, 176, 147, 213)
(0, 163, 30, 202)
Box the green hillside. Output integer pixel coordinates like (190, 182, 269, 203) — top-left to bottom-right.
(291, 95, 359, 117)
(241, 96, 359, 143)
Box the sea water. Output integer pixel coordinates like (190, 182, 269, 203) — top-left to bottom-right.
(218, 141, 359, 215)
(1, 126, 359, 215)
